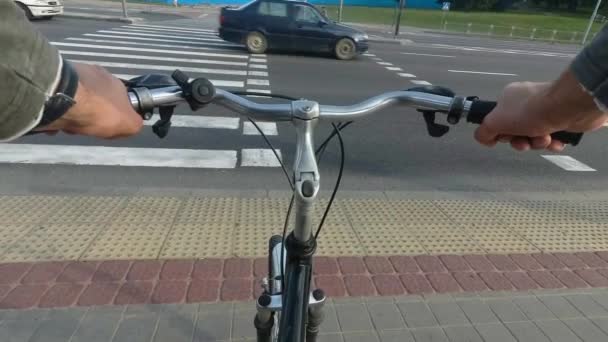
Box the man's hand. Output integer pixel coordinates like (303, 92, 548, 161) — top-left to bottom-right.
(474, 70, 607, 152)
(36, 63, 143, 138)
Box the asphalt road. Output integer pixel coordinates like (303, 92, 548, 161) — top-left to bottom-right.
(4, 13, 606, 196)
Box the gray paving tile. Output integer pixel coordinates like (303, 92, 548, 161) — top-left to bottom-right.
(163, 303, 199, 316)
(512, 297, 556, 321)
(48, 307, 88, 321)
(198, 302, 233, 313)
(0, 318, 45, 342)
(397, 301, 438, 328)
(535, 320, 582, 342)
(343, 331, 380, 342)
(71, 310, 123, 342)
(590, 317, 608, 335)
(367, 302, 406, 330)
(29, 318, 81, 342)
(317, 333, 345, 342)
(112, 314, 159, 342)
(443, 325, 483, 342)
(538, 295, 584, 319)
(378, 329, 415, 342)
(486, 299, 528, 323)
(562, 318, 608, 342)
(590, 293, 608, 310)
(410, 327, 449, 342)
(565, 294, 608, 318)
(0, 308, 49, 321)
(153, 307, 197, 342)
(428, 300, 470, 326)
(87, 305, 126, 316)
(194, 311, 231, 341)
(474, 323, 517, 342)
(335, 303, 373, 332)
(126, 304, 165, 314)
(320, 304, 341, 334)
(505, 322, 550, 342)
(232, 309, 256, 340)
(456, 299, 500, 324)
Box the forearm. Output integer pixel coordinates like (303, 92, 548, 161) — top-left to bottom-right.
(0, 0, 61, 141)
(570, 25, 608, 111)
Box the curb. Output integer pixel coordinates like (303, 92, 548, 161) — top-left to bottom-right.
(59, 12, 143, 23)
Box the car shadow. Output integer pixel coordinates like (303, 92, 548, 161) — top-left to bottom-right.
(263, 48, 365, 61)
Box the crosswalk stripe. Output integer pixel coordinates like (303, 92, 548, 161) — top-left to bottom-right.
(246, 89, 272, 94)
(111, 74, 244, 88)
(247, 79, 270, 86)
(0, 144, 237, 169)
(410, 80, 432, 85)
(398, 73, 416, 78)
(248, 71, 269, 77)
(83, 33, 240, 48)
(386, 67, 403, 71)
(541, 155, 596, 171)
(243, 122, 278, 135)
(121, 25, 218, 35)
(112, 27, 220, 39)
(143, 115, 239, 129)
(98, 30, 223, 42)
(59, 50, 248, 67)
(250, 58, 267, 63)
(129, 23, 217, 33)
(249, 64, 268, 69)
(241, 149, 281, 167)
(53, 42, 247, 59)
(66, 37, 238, 52)
(72, 60, 247, 76)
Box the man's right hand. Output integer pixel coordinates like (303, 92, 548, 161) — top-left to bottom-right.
(35, 63, 143, 139)
(474, 70, 607, 152)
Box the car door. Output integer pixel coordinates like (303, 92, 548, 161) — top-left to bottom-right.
(255, 1, 291, 49)
(289, 4, 333, 52)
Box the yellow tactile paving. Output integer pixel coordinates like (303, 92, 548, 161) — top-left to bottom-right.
(0, 195, 608, 261)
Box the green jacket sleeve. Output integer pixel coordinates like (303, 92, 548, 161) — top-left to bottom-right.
(571, 24, 608, 111)
(0, 0, 62, 141)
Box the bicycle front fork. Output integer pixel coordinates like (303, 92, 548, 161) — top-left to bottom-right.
(254, 233, 327, 342)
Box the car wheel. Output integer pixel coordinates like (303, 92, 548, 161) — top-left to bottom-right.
(246, 32, 268, 54)
(17, 3, 34, 20)
(334, 38, 356, 60)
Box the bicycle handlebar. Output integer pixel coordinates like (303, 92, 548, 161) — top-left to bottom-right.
(126, 74, 583, 146)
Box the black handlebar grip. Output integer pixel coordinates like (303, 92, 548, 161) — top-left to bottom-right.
(467, 100, 583, 146)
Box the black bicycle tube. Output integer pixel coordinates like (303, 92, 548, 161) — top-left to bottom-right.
(278, 238, 314, 342)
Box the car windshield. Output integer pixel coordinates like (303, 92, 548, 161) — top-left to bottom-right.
(236, 0, 257, 10)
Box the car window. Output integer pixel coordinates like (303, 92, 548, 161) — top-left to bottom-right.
(294, 5, 322, 23)
(257, 1, 288, 17)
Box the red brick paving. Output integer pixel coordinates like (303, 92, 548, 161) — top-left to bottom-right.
(0, 251, 608, 309)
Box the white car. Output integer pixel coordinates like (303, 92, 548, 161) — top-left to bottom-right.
(15, 0, 63, 20)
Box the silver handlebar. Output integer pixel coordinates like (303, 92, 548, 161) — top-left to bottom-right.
(128, 86, 473, 122)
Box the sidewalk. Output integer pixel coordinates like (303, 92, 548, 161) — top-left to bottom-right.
(3, 288, 608, 341)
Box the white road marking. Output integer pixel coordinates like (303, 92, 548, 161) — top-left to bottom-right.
(198, 13, 209, 18)
(121, 25, 214, 34)
(363, 53, 376, 57)
(241, 149, 282, 167)
(129, 23, 216, 33)
(247, 79, 270, 86)
(248, 71, 269, 77)
(59, 50, 248, 66)
(66, 37, 234, 52)
(96, 30, 223, 42)
(386, 67, 403, 71)
(398, 73, 416, 78)
(372, 57, 382, 61)
(401, 52, 455, 58)
(112, 74, 244, 88)
(249, 64, 268, 69)
(542, 155, 596, 171)
(52, 42, 247, 59)
(111, 27, 220, 39)
(249, 58, 267, 63)
(143, 115, 239, 129)
(252, 53, 267, 57)
(72, 60, 247, 76)
(410, 80, 432, 85)
(246, 89, 272, 94)
(83, 33, 239, 48)
(243, 122, 278, 135)
(448, 70, 518, 76)
(377, 62, 393, 66)
(0, 144, 237, 169)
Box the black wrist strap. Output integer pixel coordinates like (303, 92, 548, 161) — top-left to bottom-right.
(36, 59, 79, 128)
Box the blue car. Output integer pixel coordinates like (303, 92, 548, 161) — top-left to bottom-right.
(219, 0, 369, 60)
